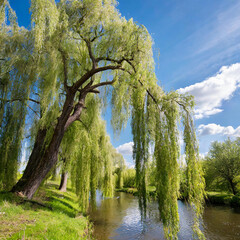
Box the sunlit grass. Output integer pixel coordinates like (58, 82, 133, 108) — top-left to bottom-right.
(0, 181, 91, 239)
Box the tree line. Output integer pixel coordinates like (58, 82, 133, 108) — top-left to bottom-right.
(203, 138, 240, 195)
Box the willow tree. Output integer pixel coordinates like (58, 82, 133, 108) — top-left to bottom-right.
(1, 0, 205, 239)
(68, 95, 115, 212)
(112, 150, 125, 189)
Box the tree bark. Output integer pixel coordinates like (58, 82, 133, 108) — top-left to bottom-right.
(11, 128, 47, 193)
(229, 178, 237, 195)
(59, 171, 68, 192)
(11, 93, 84, 199)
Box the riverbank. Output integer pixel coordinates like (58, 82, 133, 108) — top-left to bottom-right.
(0, 181, 91, 239)
(116, 188, 240, 207)
(206, 192, 240, 207)
(116, 186, 156, 198)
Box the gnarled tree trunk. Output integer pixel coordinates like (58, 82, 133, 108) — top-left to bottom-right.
(11, 93, 85, 199)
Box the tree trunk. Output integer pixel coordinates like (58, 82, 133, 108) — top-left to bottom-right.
(11, 93, 84, 199)
(11, 128, 47, 193)
(59, 171, 68, 192)
(229, 178, 237, 195)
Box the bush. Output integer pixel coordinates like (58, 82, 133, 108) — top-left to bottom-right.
(230, 193, 240, 208)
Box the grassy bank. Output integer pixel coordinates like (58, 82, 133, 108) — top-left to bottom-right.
(116, 188, 240, 208)
(116, 186, 157, 198)
(0, 181, 91, 239)
(206, 192, 240, 207)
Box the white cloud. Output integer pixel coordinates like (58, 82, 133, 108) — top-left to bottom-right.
(198, 123, 240, 137)
(178, 63, 240, 119)
(125, 161, 135, 169)
(116, 142, 134, 155)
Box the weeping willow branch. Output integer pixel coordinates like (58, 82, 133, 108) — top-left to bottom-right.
(73, 64, 124, 91)
(0, 98, 40, 104)
(26, 104, 40, 118)
(59, 49, 70, 91)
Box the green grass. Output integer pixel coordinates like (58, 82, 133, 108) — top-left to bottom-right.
(116, 188, 240, 208)
(0, 181, 92, 239)
(206, 191, 240, 207)
(116, 186, 157, 197)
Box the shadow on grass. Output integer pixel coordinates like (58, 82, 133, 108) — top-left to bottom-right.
(48, 196, 80, 217)
(44, 189, 76, 204)
(0, 184, 81, 219)
(44, 182, 75, 193)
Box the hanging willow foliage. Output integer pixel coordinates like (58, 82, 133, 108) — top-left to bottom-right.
(62, 95, 115, 213)
(128, 78, 205, 239)
(0, 36, 30, 190)
(131, 88, 148, 214)
(154, 93, 180, 239)
(132, 89, 205, 240)
(75, 130, 91, 213)
(183, 112, 205, 239)
(0, 73, 29, 190)
(1, 1, 205, 238)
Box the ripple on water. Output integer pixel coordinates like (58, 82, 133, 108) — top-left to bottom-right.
(89, 192, 240, 240)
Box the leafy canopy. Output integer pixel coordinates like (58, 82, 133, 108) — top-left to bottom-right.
(0, 0, 205, 239)
(204, 138, 240, 195)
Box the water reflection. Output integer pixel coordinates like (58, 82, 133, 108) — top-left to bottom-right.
(203, 205, 240, 240)
(88, 192, 240, 240)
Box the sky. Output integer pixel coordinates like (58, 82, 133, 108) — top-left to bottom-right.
(9, 0, 240, 167)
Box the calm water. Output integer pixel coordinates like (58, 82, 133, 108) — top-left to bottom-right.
(88, 192, 240, 240)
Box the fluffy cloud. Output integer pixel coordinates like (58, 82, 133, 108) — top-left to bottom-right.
(198, 123, 240, 137)
(178, 63, 240, 119)
(116, 142, 134, 155)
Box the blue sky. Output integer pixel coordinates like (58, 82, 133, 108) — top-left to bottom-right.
(112, 0, 240, 166)
(9, 0, 240, 167)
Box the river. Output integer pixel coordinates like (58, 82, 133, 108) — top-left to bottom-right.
(88, 192, 240, 240)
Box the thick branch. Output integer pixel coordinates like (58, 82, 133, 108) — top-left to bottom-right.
(73, 64, 123, 91)
(88, 79, 116, 91)
(96, 56, 134, 72)
(89, 89, 100, 94)
(65, 98, 85, 130)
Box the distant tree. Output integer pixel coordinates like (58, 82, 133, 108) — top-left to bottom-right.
(112, 151, 125, 189)
(204, 138, 240, 195)
(123, 168, 136, 188)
